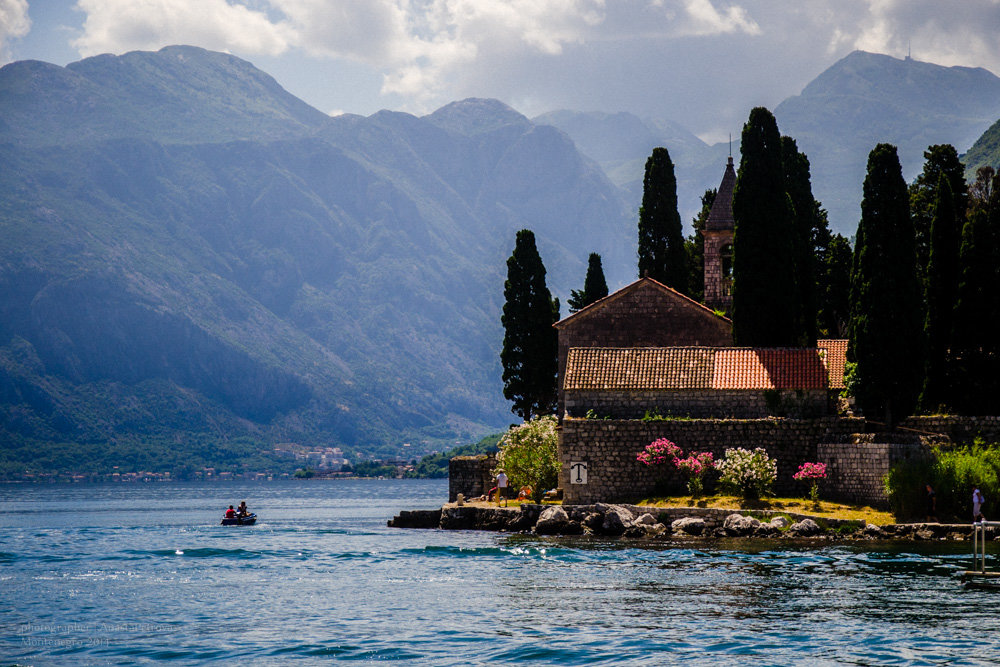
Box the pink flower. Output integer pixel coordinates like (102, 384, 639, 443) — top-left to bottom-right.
(636, 438, 682, 466)
(793, 462, 827, 481)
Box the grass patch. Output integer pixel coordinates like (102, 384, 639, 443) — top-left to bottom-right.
(634, 494, 895, 525)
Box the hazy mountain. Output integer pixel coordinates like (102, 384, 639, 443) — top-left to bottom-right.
(544, 51, 1000, 236)
(0, 47, 632, 475)
(775, 51, 1000, 233)
(962, 117, 1000, 177)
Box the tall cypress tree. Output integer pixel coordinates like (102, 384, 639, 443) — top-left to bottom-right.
(909, 144, 968, 288)
(847, 144, 923, 425)
(951, 167, 1000, 414)
(501, 229, 558, 420)
(638, 147, 687, 291)
(781, 136, 819, 346)
(920, 175, 960, 411)
(568, 253, 609, 313)
(731, 107, 797, 346)
(817, 233, 852, 338)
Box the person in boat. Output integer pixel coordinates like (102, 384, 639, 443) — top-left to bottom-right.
(225, 505, 236, 519)
(237, 501, 248, 517)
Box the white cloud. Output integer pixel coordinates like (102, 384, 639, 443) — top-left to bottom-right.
(847, 0, 1000, 72)
(68, 0, 764, 104)
(681, 0, 760, 36)
(71, 0, 292, 57)
(0, 0, 31, 64)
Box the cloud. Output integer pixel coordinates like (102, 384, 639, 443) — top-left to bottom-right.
(71, 0, 292, 57)
(0, 0, 31, 64)
(69, 0, 764, 104)
(845, 0, 1000, 72)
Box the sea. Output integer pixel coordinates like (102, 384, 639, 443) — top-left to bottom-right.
(2, 479, 1000, 666)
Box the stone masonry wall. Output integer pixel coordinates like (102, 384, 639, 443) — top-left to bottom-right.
(817, 436, 937, 508)
(901, 416, 1000, 444)
(448, 454, 496, 502)
(565, 389, 829, 420)
(559, 417, 863, 504)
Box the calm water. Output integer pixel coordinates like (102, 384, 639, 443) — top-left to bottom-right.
(2, 480, 1000, 665)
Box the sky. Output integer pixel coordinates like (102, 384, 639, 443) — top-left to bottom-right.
(2, 0, 1000, 144)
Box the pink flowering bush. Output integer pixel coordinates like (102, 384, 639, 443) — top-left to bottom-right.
(793, 462, 827, 502)
(637, 439, 713, 496)
(674, 451, 714, 496)
(636, 438, 682, 466)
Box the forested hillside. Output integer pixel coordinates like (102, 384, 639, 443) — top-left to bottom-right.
(0, 46, 632, 476)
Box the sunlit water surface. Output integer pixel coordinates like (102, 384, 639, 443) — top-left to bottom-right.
(2, 479, 1000, 665)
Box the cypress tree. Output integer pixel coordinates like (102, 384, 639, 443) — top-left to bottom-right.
(847, 144, 923, 425)
(638, 147, 687, 291)
(501, 229, 558, 420)
(568, 253, 609, 313)
(817, 233, 852, 338)
(951, 167, 1000, 414)
(909, 144, 968, 287)
(920, 175, 960, 411)
(731, 107, 797, 346)
(781, 136, 819, 346)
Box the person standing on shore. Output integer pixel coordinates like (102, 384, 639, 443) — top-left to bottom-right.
(496, 470, 509, 507)
(973, 487, 985, 522)
(926, 484, 936, 523)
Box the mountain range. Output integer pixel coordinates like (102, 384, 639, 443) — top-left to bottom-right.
(1, 45, 999, 476)
(0, 46, 632, 474)
(543, 51, 1000, 234)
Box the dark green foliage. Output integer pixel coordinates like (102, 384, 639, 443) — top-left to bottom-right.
(567, 253, 609, 313)
(950, 167, 1000, 415)
(885, 441, 1000, 521)
(501, 230, 559, 420)
(731, 107, 797, 346)
(920, 176, 961, 411)
(410, 433, 502, 478)
(909, 145, 968, 289)
(346, 460, 398, 478)
(817, 233, 853, 338)
(685, 189, 715, 303)
(781, 136, 819, 346)
(847, 143, 923, 425)
(638, 147, 688, 290)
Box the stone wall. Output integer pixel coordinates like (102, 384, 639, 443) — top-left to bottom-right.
(559, 417, 864, 504)
(565, 388, 829, 420)
(448, 454, 496, 502)
(817, 435, 937, 508)
(901, 416, 1000, 444)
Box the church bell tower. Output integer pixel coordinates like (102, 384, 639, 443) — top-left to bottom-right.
(702, 156, 736, 313)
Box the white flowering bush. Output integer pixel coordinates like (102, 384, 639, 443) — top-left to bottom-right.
(715, 447, 777, 499)
(494, 415, 559, 502)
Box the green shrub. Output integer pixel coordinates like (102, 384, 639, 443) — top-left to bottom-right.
(884, 440, 1000, 521)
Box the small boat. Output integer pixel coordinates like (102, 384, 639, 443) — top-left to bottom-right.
(221, 513, 257, 526)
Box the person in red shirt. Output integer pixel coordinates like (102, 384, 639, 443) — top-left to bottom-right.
(225, 505, 236, 518)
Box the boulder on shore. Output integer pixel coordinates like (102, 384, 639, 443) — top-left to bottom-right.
(723, 514, 761, 537)
(672, 517, 706, 536)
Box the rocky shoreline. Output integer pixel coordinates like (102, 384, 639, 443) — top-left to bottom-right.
(389, 503, 988, 541)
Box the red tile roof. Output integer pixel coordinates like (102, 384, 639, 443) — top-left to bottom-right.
(563, 347, 714, 390)
(564, 346, 831, 391)
(818, 339, 849, 389)
(712, 348, 829, 390)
